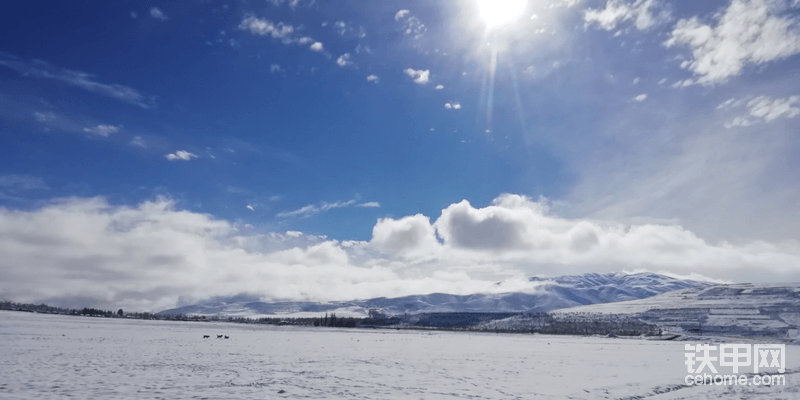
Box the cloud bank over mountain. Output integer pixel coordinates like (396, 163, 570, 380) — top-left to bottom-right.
(1, 194, 797, 311)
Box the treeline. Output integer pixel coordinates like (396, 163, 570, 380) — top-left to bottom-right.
(2, 300, 662, 337)
(472, 312, 662, 336)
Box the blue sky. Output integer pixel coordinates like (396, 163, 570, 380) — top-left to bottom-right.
(1, 0, 799, 310)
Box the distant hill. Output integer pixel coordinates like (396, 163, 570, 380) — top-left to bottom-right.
(156, 272, 707, 318)
(547, 283, 800, 339)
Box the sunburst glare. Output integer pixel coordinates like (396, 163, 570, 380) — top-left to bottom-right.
(477, 0, 527, 30)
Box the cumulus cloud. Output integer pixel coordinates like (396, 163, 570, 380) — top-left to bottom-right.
(165, 150, 198, 161)
(394, 10, 426, 39)
(1, 195, 798, 311)
(83, 124, 120, 137)
(665, 0, 800, 85)
(435, 84, 444, 90)
(239, 16, 324, 53)
(722, 95, 800, 128)
(0, 197, 551, 311)
(444, 102, 461, 109)
(404, 68, 430, 84)
(239, 16, 294, 39)
(584, 0, 666, 31)
(633, 94, 647, 101)
(370, 194, 800, 282)
(336, 53, 353, 67)
(150, 7, 168, 21)
(0, 52, 149, 108)
(366, 74, 379, 83)
(371, 214, 440, 258)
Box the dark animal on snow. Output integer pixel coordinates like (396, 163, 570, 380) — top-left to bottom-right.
(203, 335, 210, 339)
(217, 335, 223, 338)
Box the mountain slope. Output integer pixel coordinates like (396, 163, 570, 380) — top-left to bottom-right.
(549, 283, 800, 338)
(157, 272, 708, 318)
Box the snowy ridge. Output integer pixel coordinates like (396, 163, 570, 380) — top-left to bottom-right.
(547, 283, 800, 339)
(157, 272, 707, 318)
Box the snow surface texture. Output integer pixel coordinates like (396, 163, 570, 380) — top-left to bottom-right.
(158, 272, 706, 318)
(2, 310, 798, 399)
(549, 283, 800, 338)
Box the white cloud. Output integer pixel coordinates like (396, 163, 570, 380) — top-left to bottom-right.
(722, 95, 800, 128)
(371, 214, 440, 258)
(270, 64, 282, 73)
(1, 195, 798, 311)
(336, 53, 353, 67)
(0, 52, 149, 108)
(129, 136, 147, 148)
(83, 124, 120, 137)
(394, 10, 426, 39)
(404, 68, 430, 84)
(34, 111, 55, 122)
(665, 0, 800, 85)
(247, 205, 255, 211)
(277, 199, 359, 218)
(444, 102, 462, 109)
(366, 74, 379, 83)
(372, 194, 800, 282)
(150, 7, 168, 21)
(584, 0, 666, 31)
(239, 16, 294, 39)
(435, 84, 444, 90)
(310, 42, 324, 52)
(165, 150, 198, 161)
(357, 201, 380, 208)
(633, 94, 647, 101)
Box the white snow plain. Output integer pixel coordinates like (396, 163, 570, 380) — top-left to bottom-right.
(1, 310, 798, 399)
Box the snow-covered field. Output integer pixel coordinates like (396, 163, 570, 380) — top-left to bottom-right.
(1, 310, 798, 399)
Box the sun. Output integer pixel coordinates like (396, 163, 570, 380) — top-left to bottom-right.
(477, 0, 527, 30)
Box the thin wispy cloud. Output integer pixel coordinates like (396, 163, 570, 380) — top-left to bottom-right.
(0, 174, 49, 190)
(150, 7, 168, 21)
(0, 52, 150, 108)
(129, 136, 147, 148)
(165, 150, 198, 161)
(83, 124, 120, 137)
(722, 95, 800, 128)
(366, 74, 379, 83)
(277, 199, 370, 218)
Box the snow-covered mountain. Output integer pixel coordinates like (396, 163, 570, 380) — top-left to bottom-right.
(157, 272, 707, 318)
(549, 283, 800, 339)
